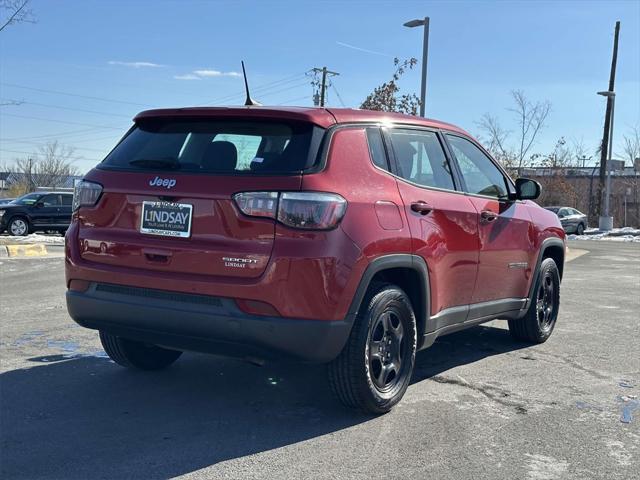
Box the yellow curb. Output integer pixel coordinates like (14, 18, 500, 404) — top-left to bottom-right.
(6, 244, 48, 257)
(566, 248, 588, 263)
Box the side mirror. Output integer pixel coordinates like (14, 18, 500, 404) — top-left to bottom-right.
(35, 201, 44, 208)
(515, 178, 541, 200)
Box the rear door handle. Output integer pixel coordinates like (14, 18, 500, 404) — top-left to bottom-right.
(411, 201, 433, 215)
(480, 210, 498, 222)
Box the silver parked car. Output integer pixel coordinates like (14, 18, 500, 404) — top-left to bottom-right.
(545, 206, 588, 235)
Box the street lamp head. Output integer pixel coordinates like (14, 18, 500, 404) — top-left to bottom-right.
(597, 90, 616, 97)
(404, 18, 427, 28)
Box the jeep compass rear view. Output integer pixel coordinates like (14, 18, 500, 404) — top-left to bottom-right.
(66, 106, 565, 413)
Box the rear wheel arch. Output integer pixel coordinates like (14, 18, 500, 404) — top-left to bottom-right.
(347, 255, 430, 340)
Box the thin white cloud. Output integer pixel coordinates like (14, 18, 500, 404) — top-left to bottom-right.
(174, 74, 201, 81)
(193, 69, 222, 77)
(193, 69, 241, 78)
(336, 41, 392, 57)
(108, 61, 165, 68)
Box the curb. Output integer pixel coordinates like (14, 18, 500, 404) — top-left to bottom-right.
(3, 244, 49, 257)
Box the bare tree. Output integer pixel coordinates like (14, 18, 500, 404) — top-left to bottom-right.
(360, 58, 421, 115)
(570, 137, 593, 167)
(618, 125, 640, 168)
(34, 141, 79, 186)
(540, 137, 572, 168)
(0, 0, 35, 32)
(477, 90, 551, 169)
(10, 141, 79, 193)
(476, 114, 515, 166)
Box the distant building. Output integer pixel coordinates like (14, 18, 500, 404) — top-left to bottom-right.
(511, 164, 640, 228)
(0, 171, 82, 194)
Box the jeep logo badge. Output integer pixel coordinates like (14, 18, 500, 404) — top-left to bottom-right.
(149, 176, 176, 189)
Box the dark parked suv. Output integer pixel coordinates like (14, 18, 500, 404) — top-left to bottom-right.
(65, 107, 565, 413)
(0, 191, 73, 236)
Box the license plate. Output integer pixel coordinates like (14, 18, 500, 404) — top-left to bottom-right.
(140, 201, 193, 238)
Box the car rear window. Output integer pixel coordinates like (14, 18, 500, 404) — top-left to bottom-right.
(100, 119, 324, 174)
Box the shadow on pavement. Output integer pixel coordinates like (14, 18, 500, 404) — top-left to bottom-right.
(1, 324, 527, 479)
(413, 324, 530, 382)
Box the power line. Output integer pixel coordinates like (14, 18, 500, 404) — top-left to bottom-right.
(0, 82, 154, 107)
(331, 84, 347, 107)
(0, 98, 132, 118)
(278, 95, 311, 105)
(254, 81, 311, 100)
(0, 148, 101, 162)
(0, 138, 107, 153)
(1, 127, 111, 141)
(206, 79, 311, 106)
(204, 72, 308, 105)
(1, 113, 126, 130)
(204, 73, 306, 104)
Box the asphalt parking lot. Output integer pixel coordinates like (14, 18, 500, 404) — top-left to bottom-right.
(1, 241, 639, 480)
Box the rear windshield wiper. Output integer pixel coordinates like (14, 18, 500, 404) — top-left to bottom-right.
(129, 158, 180, 169)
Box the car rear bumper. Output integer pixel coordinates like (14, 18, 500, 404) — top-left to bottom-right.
(66, 282, 353, 363)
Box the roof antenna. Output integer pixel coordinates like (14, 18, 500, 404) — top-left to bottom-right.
(241, 61, 261, 106)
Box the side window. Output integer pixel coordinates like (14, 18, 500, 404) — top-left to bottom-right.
(366, 128, 389, 171)
(446, 135, 509, 199)
(388, 129, 455, 190)
(558, 208, 570, 217)
(61, 195, 73, 206)
(40, 194, 61, 206)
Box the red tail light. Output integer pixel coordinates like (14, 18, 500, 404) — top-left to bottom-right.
(232, 192, 278, 219)
(233, 191, 347, 230)
(73, 180, 103, 211)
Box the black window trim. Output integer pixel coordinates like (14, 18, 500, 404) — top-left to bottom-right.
(364, 127, 392, 172)
(380, 125, 462, 194)
(441, 130, 519, 203)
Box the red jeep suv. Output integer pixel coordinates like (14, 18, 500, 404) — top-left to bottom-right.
(65, 107, 565, 413)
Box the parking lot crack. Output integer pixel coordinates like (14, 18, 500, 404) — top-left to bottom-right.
(532, 351, 610, 380)
(430, 374, 529, 414)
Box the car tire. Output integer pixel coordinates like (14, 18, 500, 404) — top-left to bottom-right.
(576, 223, 585, 235)
(508, 258, 560, 343)
(328, 283, 417, 414)
(99, 331, 182, 370)
(8, 217, 30, 236)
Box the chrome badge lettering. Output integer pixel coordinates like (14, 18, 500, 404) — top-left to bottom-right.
(223, 257, 259, 269)
(149, 176, 177, 189)
(508, 262, 528, 269)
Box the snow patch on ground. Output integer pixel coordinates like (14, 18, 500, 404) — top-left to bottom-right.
(568, 227, 640, 243)
(0, 233, 66, 245)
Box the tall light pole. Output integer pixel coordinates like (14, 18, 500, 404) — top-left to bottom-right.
(403, 17, 429, 117)
(597, 90, 616, 231)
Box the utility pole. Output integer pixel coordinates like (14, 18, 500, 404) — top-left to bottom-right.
(311, 67, 339, 107)
(595, 21, 620, 220)
(27, 157, 34, 191)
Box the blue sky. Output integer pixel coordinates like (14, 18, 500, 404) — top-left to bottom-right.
(1, 0, 639, 173)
